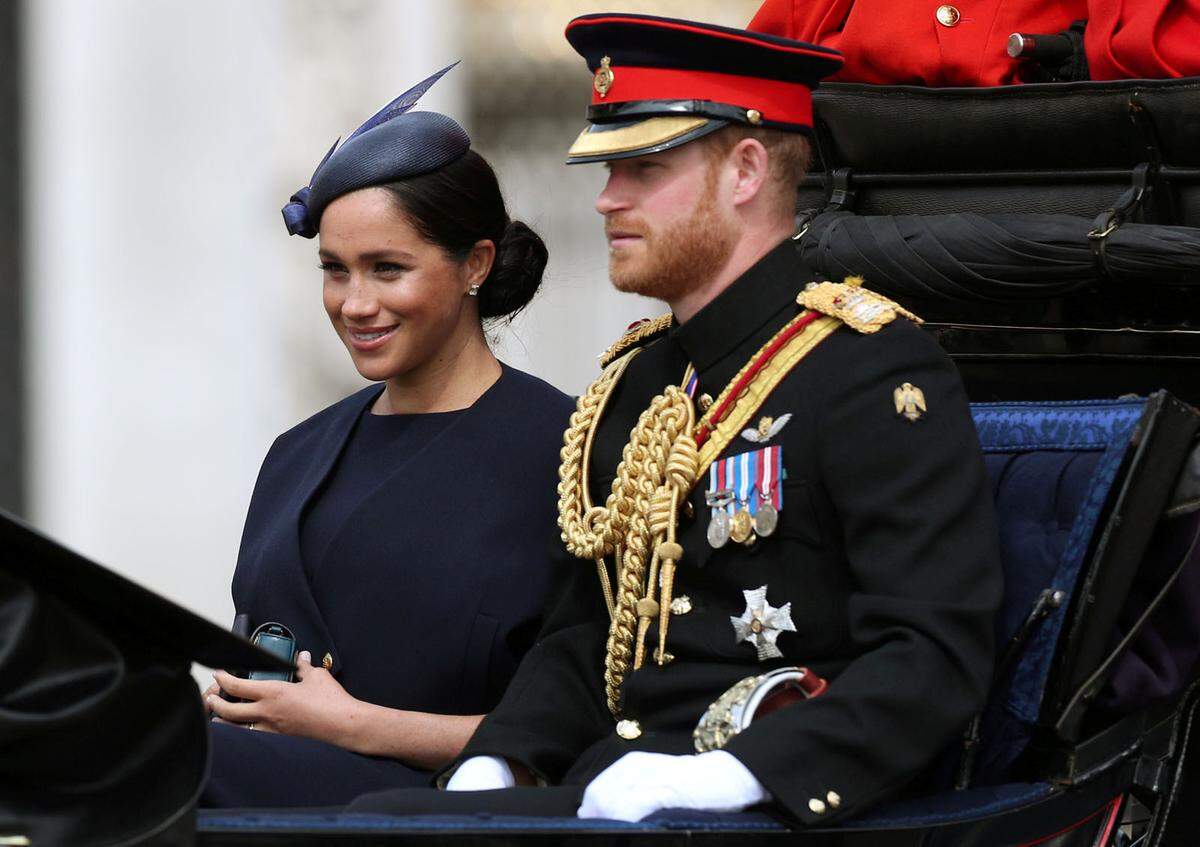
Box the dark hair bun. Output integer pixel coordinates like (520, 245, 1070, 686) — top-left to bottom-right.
(479, 219, 548, 320)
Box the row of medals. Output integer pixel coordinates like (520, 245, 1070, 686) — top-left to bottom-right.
(705, 489, 778, 548)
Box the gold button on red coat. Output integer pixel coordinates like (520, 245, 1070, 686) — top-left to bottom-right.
(936, 5, 961, 26)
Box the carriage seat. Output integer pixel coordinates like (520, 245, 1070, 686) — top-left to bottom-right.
(197, 393, 1200, 845)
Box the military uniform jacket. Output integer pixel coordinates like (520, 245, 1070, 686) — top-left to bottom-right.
(459, 240, 1004, 825)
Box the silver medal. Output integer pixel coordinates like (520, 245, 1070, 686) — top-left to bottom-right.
(707, 508, 731, 548)
(754, 501, 779, 537)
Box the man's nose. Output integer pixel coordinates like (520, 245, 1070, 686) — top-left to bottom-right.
(595, 172, 630, 216)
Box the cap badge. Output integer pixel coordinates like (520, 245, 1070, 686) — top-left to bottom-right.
(594, 55, 615, 98)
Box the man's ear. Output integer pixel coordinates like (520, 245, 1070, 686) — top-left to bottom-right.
(729, 138, 770, 209)
(464, 239, 497, 290)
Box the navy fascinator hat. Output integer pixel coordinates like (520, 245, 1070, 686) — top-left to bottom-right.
(282, 63, 470, 238)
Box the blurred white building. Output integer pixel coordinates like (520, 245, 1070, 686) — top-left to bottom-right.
(16, 0, 758, 663)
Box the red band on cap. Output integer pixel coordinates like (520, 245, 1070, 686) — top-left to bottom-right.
(594, 65, 813, 128)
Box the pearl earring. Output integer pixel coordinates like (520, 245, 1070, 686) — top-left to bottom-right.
(467, 284, 480, 297)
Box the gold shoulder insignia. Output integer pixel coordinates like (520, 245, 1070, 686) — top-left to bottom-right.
(598, 313, 672, 367)
(893, 382, 927, 422)
(796, 276, 922, 334)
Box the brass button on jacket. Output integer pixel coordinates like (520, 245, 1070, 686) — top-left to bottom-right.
(936, 5, 961, 26)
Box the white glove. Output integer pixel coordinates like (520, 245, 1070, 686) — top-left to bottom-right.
(577, 750, 770, 822)
(445, 755, 516, 791)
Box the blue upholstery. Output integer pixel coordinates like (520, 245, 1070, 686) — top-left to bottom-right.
(197, 783, 1056, 833)
(196, 399, 1146, 837)
(969, 399, 1144, 782)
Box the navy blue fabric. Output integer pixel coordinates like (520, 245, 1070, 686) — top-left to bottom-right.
(202, 722, 428, 808)
(967, 399, 1144, 782)
(840, 781, 1055, 829)
(204, 365, 574, 807)
(971, 399, 1145, 453)
(299, 404, 466, 580)
(196, 783, 1053, 833)
(199, 811, 651, 833)
(283, 64, 468, 238)
(301, 112, 469, 236)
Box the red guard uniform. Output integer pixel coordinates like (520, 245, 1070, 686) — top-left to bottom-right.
(749, 0, 1086, 86)
(751, 0, 1200, 86)
(1085, 0, 1200, 80)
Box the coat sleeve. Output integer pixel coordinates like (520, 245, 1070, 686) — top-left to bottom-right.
(723, 320, 1003, 824)
(441, 546, 614, 785)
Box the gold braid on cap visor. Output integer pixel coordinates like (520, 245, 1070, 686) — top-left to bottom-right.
(566, 116, 710, 160)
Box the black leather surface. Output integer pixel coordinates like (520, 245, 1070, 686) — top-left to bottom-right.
(812, 79, 1200, 172)
(0, 510, 290, 845)
(800, 78, 1200, 227)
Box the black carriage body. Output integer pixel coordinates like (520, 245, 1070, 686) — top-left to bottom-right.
(799, 77, 1200, 407)
(5, 81, 1197, 847)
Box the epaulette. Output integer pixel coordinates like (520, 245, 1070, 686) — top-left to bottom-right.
(797, 276, 922, 334)
(598, 314, 673, 367)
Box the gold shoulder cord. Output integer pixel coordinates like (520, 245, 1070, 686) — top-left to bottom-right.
(558, 346, 699, 716)
(559, 280, 902, 719)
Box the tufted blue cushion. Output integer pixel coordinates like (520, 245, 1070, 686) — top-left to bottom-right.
(968, 399, 1145, 782)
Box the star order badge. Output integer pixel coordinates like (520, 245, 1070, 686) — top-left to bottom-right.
(731, 585, 796, 661)
(893, 382, 927, 422)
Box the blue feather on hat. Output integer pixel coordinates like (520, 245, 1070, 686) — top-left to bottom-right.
(282, 62, 467, 238)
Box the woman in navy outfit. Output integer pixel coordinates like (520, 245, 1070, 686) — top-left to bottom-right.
(199, 68, 574, 807)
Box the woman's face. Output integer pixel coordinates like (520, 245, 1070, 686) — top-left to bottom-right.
(318, 187, 481, 383)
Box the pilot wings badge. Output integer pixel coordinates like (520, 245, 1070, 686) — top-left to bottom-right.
(894, 382, 927, 422)
(742, 413, 792, 444)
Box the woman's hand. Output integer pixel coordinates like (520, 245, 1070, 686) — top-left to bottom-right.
(207, 651, 365, 748)
(208, 653, 485, 767)
(201, 680, 222, 715)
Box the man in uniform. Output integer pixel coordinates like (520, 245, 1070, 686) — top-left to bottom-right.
(351, 7, 1002, 826)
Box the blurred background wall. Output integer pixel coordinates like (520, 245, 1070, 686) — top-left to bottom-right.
(10, 0, 758, 667)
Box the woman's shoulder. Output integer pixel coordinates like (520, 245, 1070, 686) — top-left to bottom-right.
(494, 364, 574, 413)
(477, 365, 574, 445)
(271, 384, 380, 451)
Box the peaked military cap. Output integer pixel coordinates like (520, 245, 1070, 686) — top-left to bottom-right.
(564, 11, 843, 164)
(0, 509, 290, 846)
(282, 63, 470, 238)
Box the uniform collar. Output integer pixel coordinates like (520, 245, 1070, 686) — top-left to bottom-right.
(670, 237, 805, 380)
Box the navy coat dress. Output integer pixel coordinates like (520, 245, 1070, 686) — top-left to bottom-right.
(200, 365, 573, 807)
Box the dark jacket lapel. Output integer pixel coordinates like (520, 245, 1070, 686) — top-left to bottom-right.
(231, 385, 382, 672)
